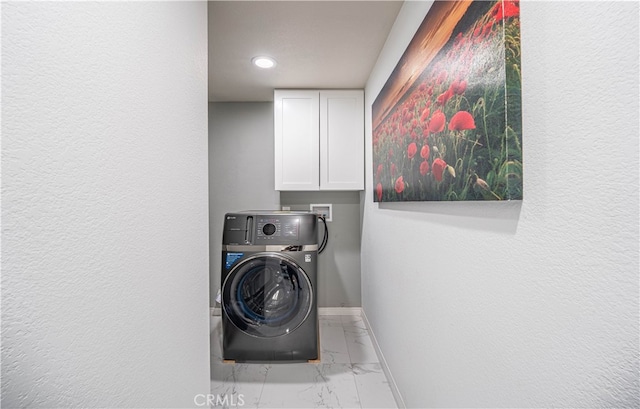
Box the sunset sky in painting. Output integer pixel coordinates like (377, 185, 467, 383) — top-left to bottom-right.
(372, 1, 471, 130)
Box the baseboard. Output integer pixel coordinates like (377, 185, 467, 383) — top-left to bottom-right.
(361, 310, 406, 409)
(318, 307, 362, 316)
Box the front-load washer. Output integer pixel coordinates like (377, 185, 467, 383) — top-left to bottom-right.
(221, 211, 318, 362)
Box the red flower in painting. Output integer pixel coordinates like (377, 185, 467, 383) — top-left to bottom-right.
(407, 142, 417, 159)
(405, 110, 413, 123)
(420, 145, 430, 159)
(376, 183, 383, 201)
(454, 32, 464, 47)
(432, 158, 447, 182)
(493, 0, 519, 21)
(448, 111, 476, 131)
(420, 160, 430, 176)
(436, 89, 453, 105)
(376, 164, 383, 180)
(429, 111, 446, 133)
(390, 163, 397, 176)
(482, 21, 494, 37)
(395, 176, 405, 194)
(449, 79, 467, 95)
(456, 80, 467, 95)
(420, 107, 431, 122)
(448, 80, 459, 95)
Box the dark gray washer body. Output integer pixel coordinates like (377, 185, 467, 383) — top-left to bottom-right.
(221, 211, 318, 362)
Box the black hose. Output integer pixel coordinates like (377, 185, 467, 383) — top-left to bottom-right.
(318, 216, 328, 254)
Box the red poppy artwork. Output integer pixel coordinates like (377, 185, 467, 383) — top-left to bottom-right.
(372, 0, 522, 202)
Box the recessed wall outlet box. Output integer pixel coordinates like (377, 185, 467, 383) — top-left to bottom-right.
(310, 204, 332, 222)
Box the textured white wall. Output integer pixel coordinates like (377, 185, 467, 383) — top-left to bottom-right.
(2, 2, 210, 407)
(363, 1, 639, 407)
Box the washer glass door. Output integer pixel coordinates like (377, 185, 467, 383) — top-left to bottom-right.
(222, 253, 313, 338)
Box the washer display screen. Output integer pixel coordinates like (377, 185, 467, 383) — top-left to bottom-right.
(256, 217, 300, 240)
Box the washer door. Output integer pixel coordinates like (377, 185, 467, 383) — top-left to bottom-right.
(222, 253, 313, 338)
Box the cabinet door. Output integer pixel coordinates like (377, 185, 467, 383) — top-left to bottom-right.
(274, 90, 320, 191)
(320, 90, 364, 190)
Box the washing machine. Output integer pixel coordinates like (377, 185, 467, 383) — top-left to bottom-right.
(221, 211, 318, 362)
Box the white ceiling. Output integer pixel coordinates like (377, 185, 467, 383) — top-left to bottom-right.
(208, 1, 403, 102)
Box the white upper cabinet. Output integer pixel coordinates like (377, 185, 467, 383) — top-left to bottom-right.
(319, 90, 364, 190)
(274, 90, 320, 191)
(274, 89, 364, 191)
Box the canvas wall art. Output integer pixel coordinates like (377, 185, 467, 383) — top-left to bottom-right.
(372, 0, 522, 202)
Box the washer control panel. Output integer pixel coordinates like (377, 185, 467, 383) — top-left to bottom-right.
(257, 217, 299, 240)
(223, 212, 317, 245)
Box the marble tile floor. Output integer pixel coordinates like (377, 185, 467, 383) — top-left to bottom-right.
(210, 314, 397, 409)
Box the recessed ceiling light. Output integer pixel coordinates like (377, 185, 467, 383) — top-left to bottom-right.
(252, 56, 276, 69)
